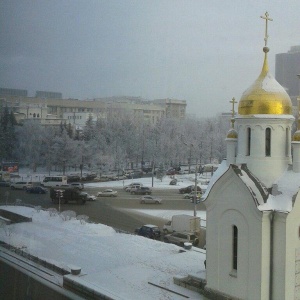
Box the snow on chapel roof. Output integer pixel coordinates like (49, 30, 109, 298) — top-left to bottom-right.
(202, 161, 299, 213)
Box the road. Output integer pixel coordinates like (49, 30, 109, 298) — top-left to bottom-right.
(0, 186, 206, 234)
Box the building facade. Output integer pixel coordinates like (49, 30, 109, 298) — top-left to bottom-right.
(0, 95, 186, 127)
(275, 45, 300, 105)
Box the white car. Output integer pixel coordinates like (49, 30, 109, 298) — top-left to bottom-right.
(140, 196, 162, 204)
(97, 189, 118, 197)
(124, 183, 143, 191)
(10, 181, 33, 190)
(81, 192, 96, 201)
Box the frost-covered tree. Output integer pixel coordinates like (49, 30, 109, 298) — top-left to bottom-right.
(156, 162, 165, 182)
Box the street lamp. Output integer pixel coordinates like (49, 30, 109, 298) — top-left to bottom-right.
(182, 141, 199, 217)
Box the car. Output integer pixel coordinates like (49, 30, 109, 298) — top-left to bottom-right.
(130, 186, 152, 195)
(124, 183, 143, 192)
(10, 181, 33, 190)
(97, 189, 118, 197)
(183, 191, 202, 199)
(26, 186, 48, 194)
(81, 192, 96, 201)
(163, 232, 199, 247)
(179, 185, 202, 194)
(169, 179, 177, 185)
(135, 224, 161, 239)
(140, 196, 162, 204)
(70, 182, 84, 190)
(0, 180, 10, 187)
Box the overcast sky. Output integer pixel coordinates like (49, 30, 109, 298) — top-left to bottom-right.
(1, 1, 299, 117)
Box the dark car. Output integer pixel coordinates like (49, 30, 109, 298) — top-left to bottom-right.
(0, 180, 10, 187)
(130, 186, 152, 195)
(26, 186, 48, 194)
(135, 224, 161, 239)
(50, 187, 87, 204)
(179, 185, 202, 194)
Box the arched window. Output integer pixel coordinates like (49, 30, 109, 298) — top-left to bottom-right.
(233, 225, 238, 271)
(246, 127, 251, 156)
(265, 128, 271, 156)
(286, 128, 289, 157)
(33, 113, 36, 118)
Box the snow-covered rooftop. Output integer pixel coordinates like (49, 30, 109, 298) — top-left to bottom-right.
(202, 160, 300, 213)
(0, 206, 206, 299)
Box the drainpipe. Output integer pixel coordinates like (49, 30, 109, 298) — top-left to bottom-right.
(269, 211, 275, 300)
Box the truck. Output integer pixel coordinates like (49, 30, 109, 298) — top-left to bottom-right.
(50, 187, 87, 205)
(163, 214, 201, 234)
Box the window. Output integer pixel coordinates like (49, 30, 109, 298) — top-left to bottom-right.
(233, 225, 238, 271)
(286, 128, 289, 157)
(246, 127, 251, 156)
(265, 128, 271, 156)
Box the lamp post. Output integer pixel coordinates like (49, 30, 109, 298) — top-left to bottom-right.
(183, 141, 199, 217)
(193, 159, 199, 217)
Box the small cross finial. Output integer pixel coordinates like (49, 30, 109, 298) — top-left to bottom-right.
(229, 97, 237, 128)
(260, 11, 273, 47)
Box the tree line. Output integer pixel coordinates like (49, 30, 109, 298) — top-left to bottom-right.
(0, 108, 229, 174)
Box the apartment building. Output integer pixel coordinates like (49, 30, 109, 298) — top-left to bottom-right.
(0, 92, 187, 127)
(275, 45, 300, 105)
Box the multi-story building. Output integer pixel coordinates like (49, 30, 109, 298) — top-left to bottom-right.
(275, 45, 300, 105)
(35, 90, 62, 99)
(0, 94, 186, 127)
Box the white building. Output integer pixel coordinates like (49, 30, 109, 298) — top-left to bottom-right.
(203, 15, 300, 300)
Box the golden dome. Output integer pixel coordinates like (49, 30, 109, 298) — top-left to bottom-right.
(238, 48, 293, 115)
(226, 128, 238, 139)
(292, 130, 300, 142)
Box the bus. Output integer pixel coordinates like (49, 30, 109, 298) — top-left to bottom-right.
(41, 175, 68, 187)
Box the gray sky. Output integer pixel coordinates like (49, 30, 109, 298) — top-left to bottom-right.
(1, 0, 299, 117)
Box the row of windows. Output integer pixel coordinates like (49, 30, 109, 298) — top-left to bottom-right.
(246, 127, 289, 157)
(67, 116, 82, 119)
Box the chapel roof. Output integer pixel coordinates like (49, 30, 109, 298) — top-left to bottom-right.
(202, 161, 298, 213)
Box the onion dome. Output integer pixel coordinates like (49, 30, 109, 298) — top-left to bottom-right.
(293, 130, 300, 142)
(227, 128, 238, 139)
(238, 47, 293, 115)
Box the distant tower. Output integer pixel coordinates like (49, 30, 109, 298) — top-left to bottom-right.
(276, 46, 300, 103)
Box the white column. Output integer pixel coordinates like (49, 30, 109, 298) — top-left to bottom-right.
(292, 141, 300, 172)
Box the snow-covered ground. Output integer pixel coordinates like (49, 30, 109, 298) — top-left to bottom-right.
(1, 170, 210, 298)
(0, 205, 207, 299)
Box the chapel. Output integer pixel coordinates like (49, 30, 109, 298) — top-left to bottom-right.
(203, 12, 300, 300)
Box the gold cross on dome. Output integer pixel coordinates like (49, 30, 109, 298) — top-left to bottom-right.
(260, 11, 273, 47)
(230, 97, 237, 128)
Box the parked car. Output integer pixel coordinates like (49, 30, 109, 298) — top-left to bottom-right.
(179, 185, 201, 194)
(70, 182, 84, 190)
(130, 186, 152, 195)
(10, 181, 33, 190)
(26, 186, 48, 194)
(97, 189, 118, 197)
(163, 232, 199, 247)
(0, 180, 10, 187)
(135, 224, 161, 239)
(169, 179, 177, 185)
(140, 196, 162, 204)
